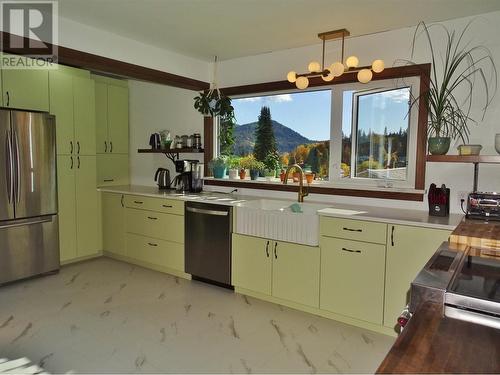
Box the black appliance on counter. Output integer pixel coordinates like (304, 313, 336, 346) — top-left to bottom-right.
(466, 192, 500, 221)
(173, 160, 203, 193)
(154, 168, 171, 190)
(185, 202, 233, 288)
(428, 183, 450, 217)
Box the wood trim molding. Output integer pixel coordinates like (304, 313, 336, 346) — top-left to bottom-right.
(203, 117, 214, 176)
(204, 179, 424, 201)
(0, 31, 209, 91)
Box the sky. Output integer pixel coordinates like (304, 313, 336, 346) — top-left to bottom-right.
(232, 87, 411, 141)
(232, 90, 331, 141)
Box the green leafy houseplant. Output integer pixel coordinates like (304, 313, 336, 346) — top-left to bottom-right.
(208, 156, 228, 179)
(402, 21, 497, 155)
(227, 156, 241, 179)
(193, 89, 234, 119)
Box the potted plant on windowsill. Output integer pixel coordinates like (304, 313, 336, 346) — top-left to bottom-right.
(402, 21, 497, 155)
(208, 156, 228, 179)
(227, 156, 240, 179)
(246, 158, 265, 181)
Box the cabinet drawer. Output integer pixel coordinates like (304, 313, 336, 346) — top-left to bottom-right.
(125, 208, 184, 244)
(320, 217, 387, 244)
(320, 237, 386, 324)
(126, 233, 184, 272)
(123, 195, 184, 215)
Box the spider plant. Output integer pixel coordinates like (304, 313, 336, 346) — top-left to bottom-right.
(400, 21, 497, 153)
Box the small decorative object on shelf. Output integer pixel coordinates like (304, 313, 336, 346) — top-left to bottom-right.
(457, 144, 482, 156)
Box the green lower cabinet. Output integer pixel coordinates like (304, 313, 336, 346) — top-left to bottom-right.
(75, 155, 100, 258)
(272, 241, 320, 308)
(384, 225, 450, 328)
(232, 234, 272, 295)
(97, 154, 129, 186)
(102, 192, 125, 256)
(57, 155, 77, 262)
(320, 236, 386, 324)
(126, 233, 184, 271)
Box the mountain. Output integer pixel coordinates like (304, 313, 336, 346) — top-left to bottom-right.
(233, 120, 316, 155)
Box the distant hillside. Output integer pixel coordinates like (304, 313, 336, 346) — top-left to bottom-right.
(234, 120, 317, 155)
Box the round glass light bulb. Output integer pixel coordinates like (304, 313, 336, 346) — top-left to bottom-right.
(330, 62, 345, 77)
(296, 76, 309, 89)
(345, 55, 359, 68)
(308, 61, 321, 73)
(321, 70, 334, 82)
(357, 69, 373, 84)
(371, 59, 385, 73)
(287, 71, 297, 83)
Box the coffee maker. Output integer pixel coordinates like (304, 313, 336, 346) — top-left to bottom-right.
(173, 160, 203, 192)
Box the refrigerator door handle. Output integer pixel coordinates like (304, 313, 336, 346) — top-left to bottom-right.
(0, 216, 52, 230)
(5, 129, 14, 204)
(13, 129, 21, 203)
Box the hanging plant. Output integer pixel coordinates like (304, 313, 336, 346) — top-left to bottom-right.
(194, 56, 234, 119)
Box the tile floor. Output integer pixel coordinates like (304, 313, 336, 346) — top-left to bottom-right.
(0, 258, 394, 373)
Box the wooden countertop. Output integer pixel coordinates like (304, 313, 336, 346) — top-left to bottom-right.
(377, 302, 500, 374)
(450, 219, 500, 250)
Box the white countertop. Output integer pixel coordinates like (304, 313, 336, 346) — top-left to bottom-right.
(98, 185, 464, 230)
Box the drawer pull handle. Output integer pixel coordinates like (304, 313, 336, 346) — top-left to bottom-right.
(265, 240, 270, 257)
(341, 247, 361, 254)
(274, 242, 278, 259)
(103, 179, 114, 182)
(343, 227, 362, 232)
(147, 216, 158, 220)
(162, 204, 173, 208)
(148, 242, 158, 247)
(134, 201, 143, 204)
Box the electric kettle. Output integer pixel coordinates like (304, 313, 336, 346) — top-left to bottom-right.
(155, 168, 171, 190)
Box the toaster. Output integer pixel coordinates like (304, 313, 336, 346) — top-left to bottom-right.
(466, 192, 500, 220)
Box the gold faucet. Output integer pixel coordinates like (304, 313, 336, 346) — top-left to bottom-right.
(283, 164, 309, 202)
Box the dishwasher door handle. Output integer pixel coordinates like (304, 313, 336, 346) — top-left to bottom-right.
(186, 207, 228, 216)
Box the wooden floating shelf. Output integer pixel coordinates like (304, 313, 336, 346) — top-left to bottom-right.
(137, 148, 204, 154)
(426, 155, 500, 164)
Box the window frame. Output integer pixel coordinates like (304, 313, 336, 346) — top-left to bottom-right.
(203, 64, 430, 201)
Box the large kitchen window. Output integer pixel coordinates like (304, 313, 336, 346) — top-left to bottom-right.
(216, 75, 420, 190)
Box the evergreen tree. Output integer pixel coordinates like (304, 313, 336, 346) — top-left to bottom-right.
(253, 106, 277, 161)
(219, 117, 235, 156)
(307, 147, 321, 174)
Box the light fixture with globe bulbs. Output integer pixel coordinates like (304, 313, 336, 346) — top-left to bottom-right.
(286, 29, 385, 89)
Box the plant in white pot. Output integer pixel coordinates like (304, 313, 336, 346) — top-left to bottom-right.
(227, 156, 241, 179)
(402, 21, 497, 155)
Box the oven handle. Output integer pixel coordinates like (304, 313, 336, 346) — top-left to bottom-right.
(186, 207, 228, 216)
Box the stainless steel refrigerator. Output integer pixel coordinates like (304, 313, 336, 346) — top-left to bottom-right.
(0, 109, 59, 285)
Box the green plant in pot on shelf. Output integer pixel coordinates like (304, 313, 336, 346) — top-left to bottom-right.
(208, 155, 228, 179)
(402, 21, 497, 155)
(227, 156, 241, 180)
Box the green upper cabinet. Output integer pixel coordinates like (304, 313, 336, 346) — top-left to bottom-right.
(97, 154, 129, 186)
(73, 76, 96, 155)
(272, 241, 320, 308)
(93, 76, 129, 154)
(49, 70, 74, 155)
(2, 55, 49, 111)
(384, 225, 450, 328)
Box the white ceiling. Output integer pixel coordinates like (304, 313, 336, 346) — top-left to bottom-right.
(59, 0, 500, 61)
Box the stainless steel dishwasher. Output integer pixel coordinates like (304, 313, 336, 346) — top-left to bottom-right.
(185, 201, 233, 287)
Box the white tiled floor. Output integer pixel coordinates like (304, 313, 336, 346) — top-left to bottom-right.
(0, 258, 394, 373)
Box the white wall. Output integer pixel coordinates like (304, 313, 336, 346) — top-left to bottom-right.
(129, 80, 204, 187)
(210, 11, 500, 213)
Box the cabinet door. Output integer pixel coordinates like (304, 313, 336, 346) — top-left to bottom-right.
(97, 154, 129, 186)
(75, 155, 99, 257)
(49, 70, 74, 155)
(232, 234, 272, 295)
(320, 237, 385, 324)
(57, 155, 77, 262)
(95, 81, 108, 154)
(73, 77, 96, 155)
(102, 193, 125, 256)
(272, 241, 320, 308)
(107, 85, 129, 154)
(384, 225, 450, 327)
(2, 56, 49, 111)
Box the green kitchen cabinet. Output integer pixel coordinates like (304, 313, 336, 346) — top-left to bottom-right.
(232, 234, 272, 295)
(107, 84, 129, 154)
(57, 155, 77, 262)
(384, 225, 451, 328)
(93, 76, 129, 154)
(272, 241, 320, 308)
(2, 55, 49, 111)
(49, 71, 74, 155)
(75, 155, 100, 258)
(73, 77, 96, 155)
(97, 154, 129, 186)
(320, 236, 386, 324)
(102, 192, 125, 256)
